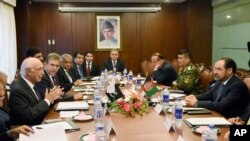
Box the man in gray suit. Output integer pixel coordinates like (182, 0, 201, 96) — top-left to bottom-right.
(9, 57, 63, 125)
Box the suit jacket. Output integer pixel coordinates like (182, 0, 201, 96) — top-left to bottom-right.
(36, 70, 74, 101)
(103, 58, 126, 73)
(196, 75, 249, 118)
(57, 67, 78, 92)
(72, 63, 84, 79)
(152, 61, 177, 86)
(82, 61, 100, 77)
(9, 78, 50, 125)
(241, 103, 250, 123)
(0, 108, 14, 141)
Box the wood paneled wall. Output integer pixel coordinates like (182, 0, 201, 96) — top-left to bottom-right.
(15, 0, 212, 74)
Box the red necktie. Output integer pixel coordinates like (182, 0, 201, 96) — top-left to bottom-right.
(87, 63, 91, 76)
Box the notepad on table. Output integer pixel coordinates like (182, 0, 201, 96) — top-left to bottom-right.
(56, 101, 89, 111)
(185, 117, 232, 126)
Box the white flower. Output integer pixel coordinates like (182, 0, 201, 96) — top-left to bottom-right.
(124, 95, 131, 102)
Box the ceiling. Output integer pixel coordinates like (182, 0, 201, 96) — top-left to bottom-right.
(32, 0, 186, 3)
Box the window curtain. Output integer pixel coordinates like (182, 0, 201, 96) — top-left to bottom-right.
(0, 1, 17, 83)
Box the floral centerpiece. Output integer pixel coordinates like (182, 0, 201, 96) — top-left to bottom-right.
(110, 91, 149, 117)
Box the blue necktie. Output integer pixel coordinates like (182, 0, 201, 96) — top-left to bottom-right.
(215, 83, 225, 101)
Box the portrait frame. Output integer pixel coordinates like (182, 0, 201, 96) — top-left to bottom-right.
(95, 14, 122, 51)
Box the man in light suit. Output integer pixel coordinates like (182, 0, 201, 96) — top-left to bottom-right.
(82, 51, 100, 77)
(185, 57, 249, 118)
(9, 58, 63, 125)
(103, 49, 126, 73)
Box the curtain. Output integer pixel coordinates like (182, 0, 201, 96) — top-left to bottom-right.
(0, 1, 17, 83)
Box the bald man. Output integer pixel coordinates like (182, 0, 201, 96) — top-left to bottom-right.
(9, 58, 63, 125)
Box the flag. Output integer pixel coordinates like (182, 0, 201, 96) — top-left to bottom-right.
(143, 75, 159, 97)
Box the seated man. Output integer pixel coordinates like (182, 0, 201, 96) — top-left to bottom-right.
(151, 53, 177, 86)
(103, 49, 126, 73)
(57, 54, 83, 91)
(83, 51, 100, 77)
(173, 49, 202, 94)
(9, 58, 63, 125)
(72, 52, 85, 79)
(0, 71, 33, 141)
(26, 48, 44, 62)
(185, 57, 249, 118)
(37, 53, 83, 100)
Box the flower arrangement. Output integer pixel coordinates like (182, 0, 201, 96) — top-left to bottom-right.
(110, 92, 149, 117)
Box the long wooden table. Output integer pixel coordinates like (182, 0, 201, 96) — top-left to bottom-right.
(45, 100, 229, 141)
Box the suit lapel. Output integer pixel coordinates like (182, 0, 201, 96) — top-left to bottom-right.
(216, 76, 235, 101)
(44, 71, 53, 88)
(20, 78, 39, 102)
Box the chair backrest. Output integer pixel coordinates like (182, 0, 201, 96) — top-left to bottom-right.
(200, 68, 214, 91)
(242, 74, 250, 95)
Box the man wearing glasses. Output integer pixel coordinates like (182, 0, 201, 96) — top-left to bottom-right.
(9, 57, 63, 125)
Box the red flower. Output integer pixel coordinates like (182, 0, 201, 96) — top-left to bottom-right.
(133, 101, 142, 109)
(123, 103, 131, 112)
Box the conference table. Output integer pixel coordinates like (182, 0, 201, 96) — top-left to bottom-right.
(45, 86, 229, 141)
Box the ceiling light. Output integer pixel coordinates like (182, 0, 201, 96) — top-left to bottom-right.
(58, 6, 161, 13)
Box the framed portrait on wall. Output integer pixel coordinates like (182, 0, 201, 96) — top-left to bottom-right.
(95, 14, 122, 51)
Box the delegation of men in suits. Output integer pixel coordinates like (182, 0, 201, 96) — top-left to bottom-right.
(103, 49, 126, 73)
(36, 53, 83, 101)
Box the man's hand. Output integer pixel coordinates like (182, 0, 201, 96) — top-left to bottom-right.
(45, 86, 64, 103)
(73, 93, 83, 100)
(74, 79, 83, 86)
(228, 117, 245, 125)
(8, 125, 34, 138)
(184, 94, 198, 107)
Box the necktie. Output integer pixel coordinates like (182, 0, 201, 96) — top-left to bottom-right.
(78, 66, 84, 78)
(215, 83, 225, 101)
(52, 76, 58, 86)
(87, 63, 91, 77)
(113, 60, 116, 68)
(33, 86, 41, 101)
(66, 70, 73, 83)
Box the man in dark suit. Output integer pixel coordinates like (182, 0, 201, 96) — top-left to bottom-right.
(0, 71, 33, 141)
(37, 53, 83, 100)
(9, 58, 63, 125)
(151, 53, 177, 86)
(103, 49, 126, 73)
(72, 52, 85, 79)
(82, 51, 100, 77)
(185, 57, 249, 118)
(57, 54, 83, 91)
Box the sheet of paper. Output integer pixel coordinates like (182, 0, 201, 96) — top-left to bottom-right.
(56, 101, 89, 110)
(19, 123, 67, 141)
(186, 117, 232, 126)
(60, 111, 79, 118)
(169, 93, 186, 100)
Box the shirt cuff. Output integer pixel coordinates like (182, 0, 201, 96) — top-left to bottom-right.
(44, 99, 51, 106)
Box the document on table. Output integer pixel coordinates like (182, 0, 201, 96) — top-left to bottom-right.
(185, 117, 232, 126)
(19, 123, 67, 141)
(56, 101, 89, 110)
(60, 111, 79, 118)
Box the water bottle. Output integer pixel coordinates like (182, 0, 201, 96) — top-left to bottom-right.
(202, 124, 218, 141)
(104, 69, 108, 81)
(128, 70, 133, 84)
(113, 67, 117, 75)
(136, 73, 142, 90)
(100, 71, 104, 85)
(123, 68, 127, 76)
(95, 122, 107, 141)
(175, 98, 183, 128)
(162, 88, 170, 110)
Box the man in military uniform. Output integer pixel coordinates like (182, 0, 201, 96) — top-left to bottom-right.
(173, 49, 202, 94)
